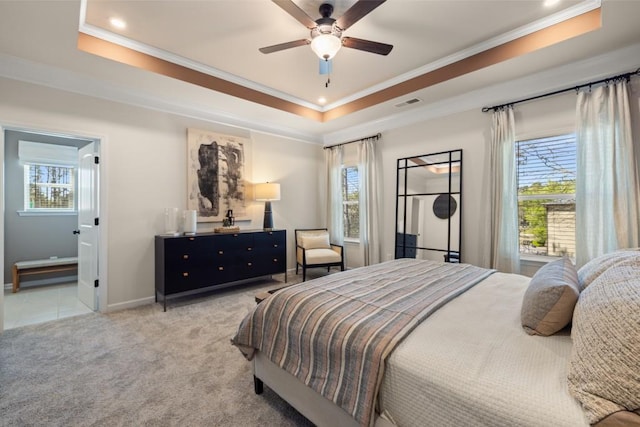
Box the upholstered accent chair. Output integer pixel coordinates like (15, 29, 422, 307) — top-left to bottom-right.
(295, 228, 344, 281)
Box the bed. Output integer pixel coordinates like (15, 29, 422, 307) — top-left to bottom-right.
(232, 256, 640, 427)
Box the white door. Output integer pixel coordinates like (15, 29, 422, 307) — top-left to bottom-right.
(77, 142, 99, 310)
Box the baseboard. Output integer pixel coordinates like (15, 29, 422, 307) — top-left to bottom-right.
(102, 268, 316, 313)
(4, 275, 78, 291)
(106, 296, 155, 313)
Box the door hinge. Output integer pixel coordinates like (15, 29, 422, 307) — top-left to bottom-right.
(94, 218, 99, 226)
(94, 279, 99, 288)
(94, 156, 100, 164)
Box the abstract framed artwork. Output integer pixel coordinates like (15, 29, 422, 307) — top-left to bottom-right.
(187, 128, 251, 222)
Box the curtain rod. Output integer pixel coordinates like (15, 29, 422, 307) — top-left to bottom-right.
(482, 67, 640, 113)
(323, 133, 381, 150)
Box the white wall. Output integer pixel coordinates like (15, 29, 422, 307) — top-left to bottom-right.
(0, 77, 324, 310)
(379, 108, 492, 267)
(2, 74, 638, 313)
(377, 93, 578, 270)
(378, 80, 640, 274)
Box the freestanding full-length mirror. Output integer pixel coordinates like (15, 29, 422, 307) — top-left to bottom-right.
(395, 149, 462, 262)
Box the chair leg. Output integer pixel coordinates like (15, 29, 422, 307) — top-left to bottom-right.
(340, 262, 344, 271)
(296, 264, 299, 274)
(303, 267, 306, 282)
(327, 266, 330, 272)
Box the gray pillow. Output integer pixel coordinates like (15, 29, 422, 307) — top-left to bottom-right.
(577, 249, 640, 290)
(521, 257, 580, 336)
(568, 259, 640, 425)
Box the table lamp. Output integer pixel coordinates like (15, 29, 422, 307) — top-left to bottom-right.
(254, 182, 281, 230)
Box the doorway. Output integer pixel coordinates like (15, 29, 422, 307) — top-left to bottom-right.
(1, 126, 103, 331)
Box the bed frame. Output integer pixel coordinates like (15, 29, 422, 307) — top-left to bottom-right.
(253, 351, 395, 427)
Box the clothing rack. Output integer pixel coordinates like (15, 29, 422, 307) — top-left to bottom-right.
(323, 133, 381, 150)
(482, 67, 640, 112)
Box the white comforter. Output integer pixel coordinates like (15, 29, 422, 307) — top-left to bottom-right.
(378, 272, 589, 427)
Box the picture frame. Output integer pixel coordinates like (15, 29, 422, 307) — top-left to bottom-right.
(187, 128, 252, 222)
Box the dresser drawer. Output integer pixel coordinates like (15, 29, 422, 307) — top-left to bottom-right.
(253, 255, 286, 275)
(164, 236, 216, 264)
(254, 230, 286, 249)
(164, 268, 214, 293)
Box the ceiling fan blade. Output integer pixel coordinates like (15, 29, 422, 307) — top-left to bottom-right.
(336, 0, 386, 31)
(259, 39, 310, 54)
(271, 0, 317, 29)
(342, 37, 393, 55)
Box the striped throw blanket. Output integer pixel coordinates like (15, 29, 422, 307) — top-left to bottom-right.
(232, 259, 495, 426)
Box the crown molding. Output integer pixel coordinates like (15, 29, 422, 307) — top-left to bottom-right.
(0, 53, 322, 144)
(78, 22, 322, 113)
(3, 40, 636, 149)
(78, 0, 601, 115)
(322, 41, 640, 146)
(324, 0, 602, 111)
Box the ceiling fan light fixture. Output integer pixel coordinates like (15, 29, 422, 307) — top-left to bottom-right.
(311, 33, 342, 60)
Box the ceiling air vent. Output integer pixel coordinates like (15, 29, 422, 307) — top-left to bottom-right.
(394, 98, 422, 108)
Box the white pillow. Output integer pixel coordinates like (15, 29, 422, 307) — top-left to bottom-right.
(300, 234, 330, 250)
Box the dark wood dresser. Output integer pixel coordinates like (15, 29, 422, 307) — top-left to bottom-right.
(155, 229, 286, 310)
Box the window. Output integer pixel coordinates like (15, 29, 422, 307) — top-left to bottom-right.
(342, 166, 359, 239)
(24, 164, 75, 211)
(516, 134, 576, 258)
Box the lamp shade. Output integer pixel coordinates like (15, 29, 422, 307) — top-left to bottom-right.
(255, 183, 281, 201)
(310, 34, 342, 60)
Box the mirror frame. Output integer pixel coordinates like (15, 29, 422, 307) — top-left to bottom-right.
(395, 149, 463, 263)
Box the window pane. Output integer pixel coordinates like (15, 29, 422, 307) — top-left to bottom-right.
(26, 164, 75, 210)
(517, 134, 576, 195)
(342, 167, 359, 238)
(344, 203, 360, 239)
(516, 135, 576, 257)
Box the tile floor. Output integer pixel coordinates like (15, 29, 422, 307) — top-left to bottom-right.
(3, 282, 93, 330)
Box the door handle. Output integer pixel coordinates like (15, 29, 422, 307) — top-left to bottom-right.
(73, 230, 81, 235)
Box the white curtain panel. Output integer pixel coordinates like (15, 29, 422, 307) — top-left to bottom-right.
(357, 138, 383, 265)
(325, 145, 344, 245)
(490, 107, 520, 273)
(575, 79, 640, 267)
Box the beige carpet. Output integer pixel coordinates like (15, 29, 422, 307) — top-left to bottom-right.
(0, 271, 333, 426)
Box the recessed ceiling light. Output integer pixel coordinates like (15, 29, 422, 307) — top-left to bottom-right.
(318, 97, 327, 105)
(543, 0, 561, 7)
(109, 17, 126, 30)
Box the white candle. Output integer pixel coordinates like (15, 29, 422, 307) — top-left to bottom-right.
(183, 210, 197, 235)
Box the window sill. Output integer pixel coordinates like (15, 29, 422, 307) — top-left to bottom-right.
(520, 254, 555, 263)
(17, 210, 77, 217)
(520, 254, 574, 264)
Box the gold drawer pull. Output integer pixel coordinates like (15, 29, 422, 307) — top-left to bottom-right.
(247, 247, 252, 251)
(218, 250, 224, 255)
(233, 233, 238, 237)
(273, 258, 278, 262)
(247, 262, 252, 266)
(183, 272, 189, 277)
(273, 244, 278, 248)
(183, 255, 189, 260)
(218, 266, 224, 271)
(188, 237, 195, 241)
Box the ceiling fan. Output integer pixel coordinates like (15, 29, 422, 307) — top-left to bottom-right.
(259, 0, 393, 62)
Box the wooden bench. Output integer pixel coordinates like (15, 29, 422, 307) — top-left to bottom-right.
(12, 257, 78, 293)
